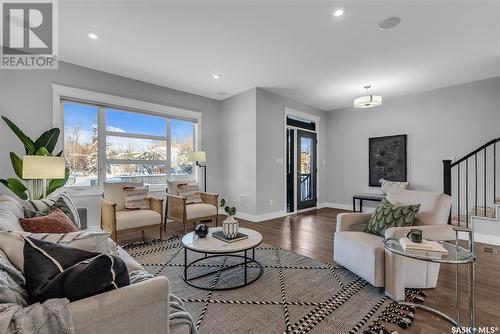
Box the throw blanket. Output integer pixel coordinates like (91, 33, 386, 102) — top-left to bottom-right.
(0, 256, 74, 334)
(0, 300, 74, 334)
(129, 270, 198, 334)
(0, 256, 27, 306)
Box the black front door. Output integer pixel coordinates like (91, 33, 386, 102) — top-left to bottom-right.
(296, 130, 317, 210)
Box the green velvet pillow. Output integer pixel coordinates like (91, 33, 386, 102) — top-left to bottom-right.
(364, 199, 420, 237)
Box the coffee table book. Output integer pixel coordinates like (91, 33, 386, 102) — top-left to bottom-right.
(399, 237, 449, 255)
(212, 231, 248, 243)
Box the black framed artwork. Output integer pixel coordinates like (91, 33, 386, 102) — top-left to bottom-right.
(368, 134, 407, 187)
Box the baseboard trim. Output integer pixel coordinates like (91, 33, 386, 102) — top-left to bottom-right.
(318, 202, 351, 211)
(228, 210, 287, 223)
(459, 232, 500, 246)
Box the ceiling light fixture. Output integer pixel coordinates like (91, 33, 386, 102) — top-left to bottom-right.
(87, 32, 99, 40)
(378, 17, 402, 30)
(333, 9, 344, 17)
(353, 85, 382, 108)
(212, 74, 221, 79)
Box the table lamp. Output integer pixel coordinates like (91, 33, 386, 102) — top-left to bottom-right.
(22, 155, 65, 199)
(188, 151, 207, 192)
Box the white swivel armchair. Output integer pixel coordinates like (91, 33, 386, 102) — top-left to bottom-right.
(334, 190, 453, 300)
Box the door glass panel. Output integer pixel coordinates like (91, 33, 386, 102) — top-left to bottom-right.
(300, 137, 313, 201)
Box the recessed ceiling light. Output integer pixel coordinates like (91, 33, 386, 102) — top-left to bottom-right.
(378, 17, 402, 30)
(333, 9, 344, 17)
(87, 32, 99, 40)
(212, 74, 221, 79)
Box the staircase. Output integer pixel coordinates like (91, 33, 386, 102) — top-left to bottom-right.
(443, 137, 500, 245)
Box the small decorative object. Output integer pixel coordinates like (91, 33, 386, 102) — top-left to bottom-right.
(369, 134, 407, 187)
(194, 224, 209, 238)
(407, 229, 423, 243)
(220, 198, 238, 239)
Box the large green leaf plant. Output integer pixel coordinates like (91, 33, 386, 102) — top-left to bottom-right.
(0, 116, 69, 200)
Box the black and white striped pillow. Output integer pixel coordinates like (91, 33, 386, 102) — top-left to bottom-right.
(23, 236, 130, 303)
(23, 193, 81, 229)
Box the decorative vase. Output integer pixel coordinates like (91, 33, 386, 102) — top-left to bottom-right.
(222, 215, 239, 239)
(194, 224, 209, 238)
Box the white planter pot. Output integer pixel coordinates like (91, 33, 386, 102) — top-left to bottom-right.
(222, 215, 239, 239)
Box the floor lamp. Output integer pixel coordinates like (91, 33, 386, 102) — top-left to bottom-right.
(22, 155, 65, 199)
(189, 151, 207, 192)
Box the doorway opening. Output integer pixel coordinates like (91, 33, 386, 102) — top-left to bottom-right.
(286, 115, 318, 213)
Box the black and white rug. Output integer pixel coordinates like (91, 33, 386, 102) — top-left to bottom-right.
(124, 237, 423, 334)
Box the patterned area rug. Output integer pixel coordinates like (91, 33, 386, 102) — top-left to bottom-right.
(124, 237, 424, 334)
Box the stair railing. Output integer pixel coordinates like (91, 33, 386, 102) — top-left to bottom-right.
(443, 137, 499, 226)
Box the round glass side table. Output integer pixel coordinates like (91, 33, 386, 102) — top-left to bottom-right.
(384, 227, 476, 328)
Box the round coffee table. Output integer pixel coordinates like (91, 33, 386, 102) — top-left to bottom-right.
(181, 227, 263, 290)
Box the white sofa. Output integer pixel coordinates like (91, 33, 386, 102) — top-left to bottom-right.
(0, 194, 190, 334)
(334, 190, 454, 300)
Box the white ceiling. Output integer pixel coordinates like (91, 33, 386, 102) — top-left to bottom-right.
(59, 0, 500, 110)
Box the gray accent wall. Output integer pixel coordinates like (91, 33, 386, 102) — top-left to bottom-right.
(325, 76, 500, 208)
(219, 88, 257, 215)
(0, 61, 223, 226)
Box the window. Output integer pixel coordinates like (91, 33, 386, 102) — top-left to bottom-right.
(64, 101, 99, 186)
(61, 98, 198, 189)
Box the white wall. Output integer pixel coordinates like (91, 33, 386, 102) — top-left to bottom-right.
(219, 88, 257, 215)
(256, 88, 327, 216)
(325, 76, 500, 209)
(0, 62, 223, 226)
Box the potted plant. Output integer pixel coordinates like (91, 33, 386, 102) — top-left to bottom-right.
(0, 116, 69, 200)
(220, 198, 238, 239)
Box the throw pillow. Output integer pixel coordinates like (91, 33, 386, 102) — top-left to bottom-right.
(0, 209, 24, 232)
(364, 198, 420, 237)
(379, 179, 410, 195)
(19, 209, 79, 234)
(0, 230, 116, 272)
(23, 193, 81, 229)
(23, 236, 130, 303)
(177, 183, 203, 204)
(123, 186, 150, 210)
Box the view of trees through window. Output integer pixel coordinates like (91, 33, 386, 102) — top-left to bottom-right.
(63, 101, 196, 187)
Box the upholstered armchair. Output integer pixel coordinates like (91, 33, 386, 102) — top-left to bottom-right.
(166, 181, 218, 234)
(101, 182, 164, 242)
(333, 190, 453, 300)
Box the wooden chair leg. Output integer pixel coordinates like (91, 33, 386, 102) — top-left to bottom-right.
(141, 229, 145, 242)
(183, 220, 187, 235)
(111, 230, 118, 243)
(160, 224, 164, 240)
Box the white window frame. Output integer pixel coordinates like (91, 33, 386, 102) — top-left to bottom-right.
(52, 84, 202, 196)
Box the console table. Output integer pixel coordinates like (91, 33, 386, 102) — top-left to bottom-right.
(352, 193, 386, 212)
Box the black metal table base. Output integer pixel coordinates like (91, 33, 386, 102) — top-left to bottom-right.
(182, 247, 263, 291)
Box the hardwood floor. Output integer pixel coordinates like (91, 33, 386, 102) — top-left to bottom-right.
(119, 208, 500, 334)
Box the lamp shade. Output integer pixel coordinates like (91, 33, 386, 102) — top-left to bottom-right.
(22, 156, 65, 179)
(188, 151, 207, 163)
